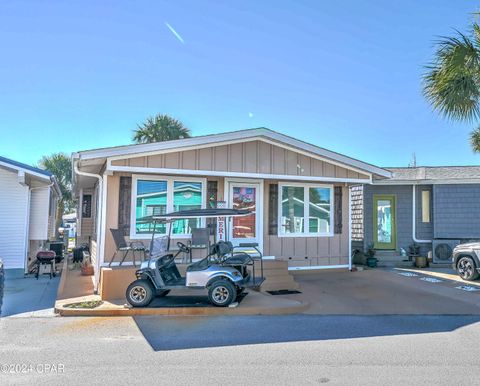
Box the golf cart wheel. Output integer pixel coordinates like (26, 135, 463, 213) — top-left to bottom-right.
(126, 279, 154, 307)
(208, 280, 236, 307)
(157, 289, 170, 297)
(457, 256, 480, 281)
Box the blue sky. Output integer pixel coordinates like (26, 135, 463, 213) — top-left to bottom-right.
(0, 0, 479, 167)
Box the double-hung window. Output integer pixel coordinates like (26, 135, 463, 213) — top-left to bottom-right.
(278, 183, 334, 237)
(131, 175, 205, 238)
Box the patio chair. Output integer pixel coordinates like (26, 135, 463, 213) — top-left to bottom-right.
(108, 228, 147, 267)
(187, 228, 211, 263)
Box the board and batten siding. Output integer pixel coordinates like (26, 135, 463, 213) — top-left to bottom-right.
(29, 186, 50, 240)
(110, 140, 369, 180)
(263, 181, 350, 267)
(0, 168, 29, 269)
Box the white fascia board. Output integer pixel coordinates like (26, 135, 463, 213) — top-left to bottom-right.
(75, 128, 389, 178)
(108, 165, 371, 184)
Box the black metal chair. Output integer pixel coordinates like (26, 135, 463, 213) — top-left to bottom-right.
(108, 228, 147, 267)
(187, 228, 211, 263)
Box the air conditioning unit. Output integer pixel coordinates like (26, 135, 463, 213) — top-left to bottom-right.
(432, 240, 460, 263)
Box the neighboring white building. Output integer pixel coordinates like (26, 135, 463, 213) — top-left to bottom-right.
(0, 156, 61, 276)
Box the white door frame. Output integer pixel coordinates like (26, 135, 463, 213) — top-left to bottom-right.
(224, 178, 263, 253)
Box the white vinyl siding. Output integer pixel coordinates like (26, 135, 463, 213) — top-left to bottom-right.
(29, 186, 50, 240)
(0, 168, 29, 269)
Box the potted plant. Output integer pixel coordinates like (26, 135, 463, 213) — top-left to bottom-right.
(409, 242, 427, 268)
(365, 243, 378, 268)
(80, 255, 94, 276)
(408, 242, 420, 259)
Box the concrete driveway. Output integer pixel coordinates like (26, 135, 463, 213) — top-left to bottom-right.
(284, 268, 480, 314)
(2, 274, 60, 317)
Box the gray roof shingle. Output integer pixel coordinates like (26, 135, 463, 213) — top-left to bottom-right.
(384, 166, 480, 181)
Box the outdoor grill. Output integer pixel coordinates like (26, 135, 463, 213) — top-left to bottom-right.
(35, 250, 56, 279)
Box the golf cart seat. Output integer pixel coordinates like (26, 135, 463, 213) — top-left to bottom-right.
(186, 258, 210, 272)
(223, 253, 252, 265)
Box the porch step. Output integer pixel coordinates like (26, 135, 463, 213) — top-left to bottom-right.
(248, 259, 300, 292)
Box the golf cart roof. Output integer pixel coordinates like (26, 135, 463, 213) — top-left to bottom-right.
(138, 208, 251, 222)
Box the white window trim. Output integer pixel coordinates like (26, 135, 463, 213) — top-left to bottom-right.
(130, 174, 207, 239)
(278, 182, 334, 238)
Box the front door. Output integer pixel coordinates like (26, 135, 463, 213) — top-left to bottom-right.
(226, 179, 263, 252)
(373, 195, 396, 249)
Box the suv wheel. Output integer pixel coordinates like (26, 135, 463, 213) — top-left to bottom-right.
(457, 256, 480, 281)
(208, 280, 236, 307)
(126, 279, 154, 307)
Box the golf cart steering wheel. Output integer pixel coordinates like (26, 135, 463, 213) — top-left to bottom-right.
(177, 242, 190, 254)
(159, 254, 175, 266)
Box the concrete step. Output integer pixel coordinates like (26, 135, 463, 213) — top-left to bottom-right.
(377, 260, 414, 268)
(375, 255, 408, 262)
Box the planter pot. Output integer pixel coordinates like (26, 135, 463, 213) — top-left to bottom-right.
(415, 256, 427, 268)
(366, 257, 378, 268)
(81, 265, 94, 276)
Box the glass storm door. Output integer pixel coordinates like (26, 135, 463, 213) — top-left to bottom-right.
(228, 182, 261, 247)
(373, 195, 396, 250)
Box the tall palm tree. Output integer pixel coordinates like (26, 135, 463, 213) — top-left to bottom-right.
(133, 114, 191, 144)
(37, 153, 74, 236)
(423, 22, 480, 152)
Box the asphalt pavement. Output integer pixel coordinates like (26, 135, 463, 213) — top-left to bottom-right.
(1, 314, 480, 385)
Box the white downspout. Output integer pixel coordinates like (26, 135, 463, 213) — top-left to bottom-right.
(73, 160, 103, 287)
(348, 185, 352, 271)
(412, 184, 432, 243)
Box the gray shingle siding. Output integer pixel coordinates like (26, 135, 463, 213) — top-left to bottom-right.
(416, 185, 434, 241)
(433, 184, 480, 238)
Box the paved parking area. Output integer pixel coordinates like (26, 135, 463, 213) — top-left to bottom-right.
(285, 268, 480, 314)
(2, 274, 60, 317)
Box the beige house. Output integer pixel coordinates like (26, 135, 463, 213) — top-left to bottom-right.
(72, 128, 390, 288)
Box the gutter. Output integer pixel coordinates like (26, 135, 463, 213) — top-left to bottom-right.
(412, 184, 432, 244)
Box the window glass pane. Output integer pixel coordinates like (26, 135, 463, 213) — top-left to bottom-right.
(232, 186, 256, 238)
(421, 190, 430, 223)
(309, 187, 331, 233)
(377, 199, 392, 243)
(172, 181, 203, 234)
(135, 180, 167, 234)
(281, 186, 304, 234)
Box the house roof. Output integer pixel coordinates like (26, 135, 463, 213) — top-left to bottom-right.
(0, 155, 61, 195)
(376, 166, 480, 183)
(73, 127, 391, 178)
(0, 155, 52, 177)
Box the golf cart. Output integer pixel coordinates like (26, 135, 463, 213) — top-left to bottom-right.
(125, 208, 264, 307)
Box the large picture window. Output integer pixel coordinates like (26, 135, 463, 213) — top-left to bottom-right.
(279, 183, 333, 236)
(132, 176, 205, 238)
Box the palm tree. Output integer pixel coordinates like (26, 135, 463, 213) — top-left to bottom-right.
(423, 22, 480, 152)
(133, 114, 191, 144)
(37, 153, 74, 236)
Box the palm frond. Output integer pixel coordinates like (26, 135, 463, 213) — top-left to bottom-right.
(133, 114, 191, 144)
(470, 127, 480, 152)
(422, 26, 480, 122)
